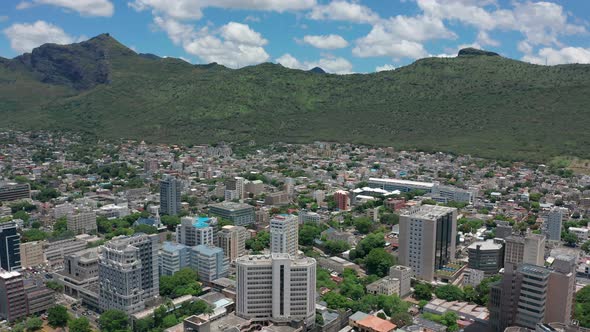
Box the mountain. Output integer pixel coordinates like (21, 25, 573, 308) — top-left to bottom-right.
(1, 34, 590, 161)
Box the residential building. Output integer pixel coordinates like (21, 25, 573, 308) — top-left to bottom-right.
(398, 205, 457, 281)
(568, 227, 589, 242)
(389, 265, 412, 298)
(160, 175, 181, 216)
(504, 234, 545, 266)
(67, 211, 97, 234)
(244, 180, 264, 196)
(0, 222, 21, 271)
(368, 178, 434, 193)
(366, 276, 400, 296)
(209, 201, 255, 226)
(225, 176, 245, 200)
(0, 182, 31, 202)
(98, 234, 159, 314)
(265, 191, 290, 206)
(463, 268, 485, 287)
(298, 211, 320, 223)
(431, 185, 474, 203)
(467, 240, 504, 275)
(20, 241, 45, 268)
(190, 245, 229, 284)
(270, 214, 298, 256)
(217, 225, 248, 262)
(334, 190, 350, 211)
(54, 203, 74, 219)
(545, 207, 563, 241)
(24, 284, 54, 316)
(236, 254, 316, 327)
(159, 242, 191, 276)
(176, 216, 217, 247)
(0, 271, 27, 322)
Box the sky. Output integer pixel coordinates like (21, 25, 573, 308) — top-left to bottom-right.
(0, 0, 590, 74)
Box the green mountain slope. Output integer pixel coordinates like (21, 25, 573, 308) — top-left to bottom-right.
(1, 34, 590, 161)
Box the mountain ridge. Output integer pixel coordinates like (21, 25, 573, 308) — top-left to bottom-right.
(1, 34, 590, 161)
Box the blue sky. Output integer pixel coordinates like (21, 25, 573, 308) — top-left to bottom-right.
(1, 0, 589, 73)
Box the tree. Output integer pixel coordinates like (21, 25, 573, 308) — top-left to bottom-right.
(299, 223, 322, 246)
(13, 210, 30, 222)
(349, 232, 385, 260)
(25, 317, 43, 332)
(99, 309, 129, 332)
(582, 240, 590, 254)
(563, 231, 578, 247)
(324, 240, 350, 255)
(161, 215, 181, 230)
(246, 231, 270, 252)
(463, 285, 478, 303)
(160, 268, 202, 298)
(134, 224, 158, 234)
(435, 284, 464, 301)
(414, 283, 433, 301)
(364, 248, 396, 277)
(390, 312, 413, 327)
(45, 280, 64, 292)
(354, 217, 373, 234)
(380, 213, 399, 225)
(48, 305, 69, 328)
(69, 317, 92, 332)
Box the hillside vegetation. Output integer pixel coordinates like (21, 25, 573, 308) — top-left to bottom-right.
(1, 34, 590, 161)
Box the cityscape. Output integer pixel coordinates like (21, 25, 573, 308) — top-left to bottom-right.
(0, 132, 589, 332)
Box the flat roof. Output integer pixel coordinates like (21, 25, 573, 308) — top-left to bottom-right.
(368, 178, 434, 188)
(402, 204, 456, 219)
(468, 240, 503, 251)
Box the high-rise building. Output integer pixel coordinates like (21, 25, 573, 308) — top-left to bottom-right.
(0, 271, 27, 322)
(98, 234, 159, 314)
(398, 205, 457, 281)
(270, 215, 298, 256)
(190, 245, 229, 284)
(494, 221, 513, 239)
(176, 216, 217, 247)
(20, 241, 45, 268)
(159, 242, 191, 276)
(467, 240, 504, 275)
(0, 222, 21, 271)
(67, 211, 97, 234)
(334, 190, 350, 211)
(217, 225, 248, 262)
(209, 202, 255, 226)
(236, 254, 316, 327)
(225, 177, 245, 200)
(504, 233, 545, 266)
(389, 265, 412, 298)
(160, 175, 181, 216)
(489, 255, 576, 332)
(546, 207, 563, 241)
(0, 183, 31, 202)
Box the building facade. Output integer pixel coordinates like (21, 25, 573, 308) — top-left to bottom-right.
(160, 175, 181, 216)
(389, 265, 412, 298)
(176, 216, 217, 247)
(217, 225, 248, 262)
(19, 241, 45, 268)
(0, 222, 21, 271)
(334, 190, 350, 211)
(208, 202, 255, 226)
(467, 240, 504, 275)
(190, 245, 229, 284)
(0, 271, 27, 322)
(545, 207, 563, 241)
(0, 183, 31, 202)
(504, 233, 545, 267)
(159, 242, 191, 276)
(67, 211, 97, 234)
(270, 215, 299, 256)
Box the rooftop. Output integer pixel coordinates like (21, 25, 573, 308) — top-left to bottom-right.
(356, 315, 397, 332)
(193, 216, 212, 228)
(368, 177, 434, 188)
(209, 201, 253, 211)
(468, 240, 503, 251)
(402, 204, 456, 219)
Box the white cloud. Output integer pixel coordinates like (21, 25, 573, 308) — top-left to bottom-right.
(3, 20, 76, 53)
(375, 64, 395, 72)
(522, 47, 590, 65)
(154, 17, 269, 68)
(476, 31, 499, 47)
(130, 0, 316, 20)
(302, 34, 348, 49)
(17, 0, 114, 17)
(276, 53, 353, 74)
(308, 0, 379, 24)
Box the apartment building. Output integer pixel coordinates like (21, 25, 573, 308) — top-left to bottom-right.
(270, 214, 299, 256)
(20, 241, 45, 268)
(217, 225, 248, 262)
(176, 216, 217, 247)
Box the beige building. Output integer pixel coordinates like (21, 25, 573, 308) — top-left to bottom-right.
(218, 225, 248, 262)
(366, 276, 400, 296)
(67, 211, 97, 234)
(399, 205, 457, 281)
(20, 241, 45, 268)
(504, 233, 545, 266)
(389, 265, 412, 297)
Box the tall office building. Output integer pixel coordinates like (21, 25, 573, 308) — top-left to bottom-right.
(270, 215, 299, 256)
(489, 255, 576, 332)
(504, 233, 545, 266)
(159, 242, 191, 276)
(190, 245, 229, 284)
(218, 225, 248, 262)
(160, 175, 181, 216)
(334, 190, 350, 211)
(236, 254, 316, 327)
(0, 271, 27, 322)
(398, 205, 457, 281)
(0, 222, 21, 271)
(176, 216, 217, 247)
(98, 234, 159, 314)
(467, 240, 504, 275)
(545, 207, 563, 241)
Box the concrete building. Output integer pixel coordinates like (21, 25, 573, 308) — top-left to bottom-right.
(467, 240, 504, 275)
(489, 255, 576, 332)
(20, 241, 45, 268)
(54, 203, 74, 219)
(398, 205, 457, 281)
(431, 185, 474, 204)
(98, 234, 159, 314)
(298, 211, 321, 223)
(44, 237, 89, 266)
(317, 256, 362, 274)
(0, 182, 31, 202)
(0, 222, 21, 271)
(159, 242, 191, 276)
(67, 211, 97, 234)
(495, 221, 513, 239)
(160, 175, 181, 216)
(389, 265, 412, 298)
(270, 215, 298, 256)
(463, 268, 485, 287)
(217, 225, 248, 262)
(504, 234, 546, 266)
(209, 202, 255, 226)
(244, 180, 264, 196)
(545, 207, 563, 241)
(265, 191, 290, 206)
(366, 276, 400, 296)
(59, 248, 99, 298)
(225, 176, 245, 200)
(0, 271, 27, 322)
(334, 190, 350, 211)
(176, 216, 217, 247)
(368, 178, 434, 193)
(568, 227, 588, 242)
(190, 245, 229, 284)
(236, 254, 316, 327)
(25, 284, 55, 316)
